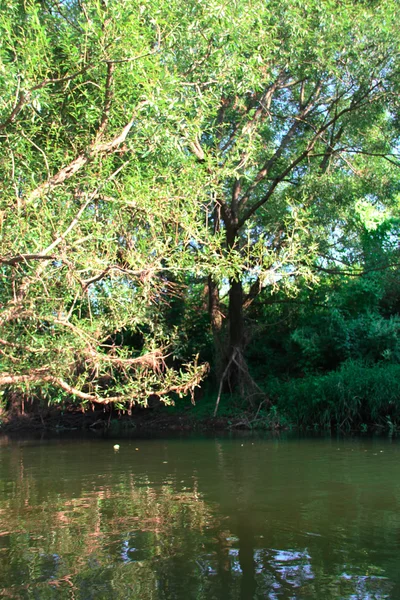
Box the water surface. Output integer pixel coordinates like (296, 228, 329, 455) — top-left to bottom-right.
(0, 434, 399, 599)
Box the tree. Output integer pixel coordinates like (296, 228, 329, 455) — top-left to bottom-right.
(160, 0, 400, 394)
(1, 0, 399, 408)
(0, 0, 221, 406)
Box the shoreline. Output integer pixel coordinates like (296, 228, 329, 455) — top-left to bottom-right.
(0, 408, 247, 434)
(0, 406, 393, 436)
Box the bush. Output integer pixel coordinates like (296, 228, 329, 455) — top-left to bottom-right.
(267, 361, 400, 429)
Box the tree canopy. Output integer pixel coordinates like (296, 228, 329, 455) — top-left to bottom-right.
(1, 0, 399, 415)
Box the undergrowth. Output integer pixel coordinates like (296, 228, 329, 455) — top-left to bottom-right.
(167, 361, 400, 433)
(266, 360, 400, 431)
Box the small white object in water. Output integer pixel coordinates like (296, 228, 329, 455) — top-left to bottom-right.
(113, 444, 120, 451)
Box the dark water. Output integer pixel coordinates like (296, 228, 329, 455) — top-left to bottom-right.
(0, 434, 399, 599)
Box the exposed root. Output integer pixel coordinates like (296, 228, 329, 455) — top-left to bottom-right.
(214, 346, 268, 417)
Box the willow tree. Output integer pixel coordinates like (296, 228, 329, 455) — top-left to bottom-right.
(158, 0, 400, 394)
(0, 0, 226, 406)
(1, 0, 399, 407)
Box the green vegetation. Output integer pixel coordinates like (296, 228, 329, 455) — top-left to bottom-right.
(0, 0, 399, 429)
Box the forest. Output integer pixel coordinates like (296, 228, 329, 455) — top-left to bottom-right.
(0, 0, 399, 430)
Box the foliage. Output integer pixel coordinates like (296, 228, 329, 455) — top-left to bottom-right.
(0, 0, 222, 405)
(267, 361, 400, 430)
(244, 228, 400, 428)
(0, 0, 399, 417)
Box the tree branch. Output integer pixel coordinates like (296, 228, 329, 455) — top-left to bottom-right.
(312, 261, 400, 277)
(0, 254, 56, 267)
(95, 62, 115, 141)
(26, 110, 144, 202)
(237, 82, 384, 229)
(342, 149, 400, 168)
(238, 81, 322, 213)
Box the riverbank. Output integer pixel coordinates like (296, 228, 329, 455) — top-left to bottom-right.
(0, 400, 396, 435)
(0, 404, 258, 434)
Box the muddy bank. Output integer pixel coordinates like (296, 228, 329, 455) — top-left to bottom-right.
(0, 405, 240, 434)
(1, 404, 395, 436)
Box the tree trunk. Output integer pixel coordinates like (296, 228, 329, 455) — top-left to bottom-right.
(220, 224, 261, 405)
(226, 224, 245, 356)
(223, 225, 247, 393)
(207, 199, 225, 377)
(208, 274, 224, 378)
(228, 278, 244, 353)
(209, 275, 223, 335)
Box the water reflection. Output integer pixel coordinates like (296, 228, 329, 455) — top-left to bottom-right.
(0, 435, 399, 598)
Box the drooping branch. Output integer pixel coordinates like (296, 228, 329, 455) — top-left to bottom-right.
(0, 348, 208, 405)
(26, 108, 146, 202)
(0, 371, 104, 401)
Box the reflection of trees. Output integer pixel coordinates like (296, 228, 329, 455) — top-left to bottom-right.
(0, 474, 218, 598)
(208, 438, 398, 599)
(0, 437, 398, 598)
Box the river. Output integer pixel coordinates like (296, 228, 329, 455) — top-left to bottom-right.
(0, 434, 399, 599)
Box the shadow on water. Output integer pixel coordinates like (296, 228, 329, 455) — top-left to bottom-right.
(0, 433, 399, 599)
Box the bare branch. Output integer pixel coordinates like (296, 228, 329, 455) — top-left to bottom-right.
(0, 254, 56, 267)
